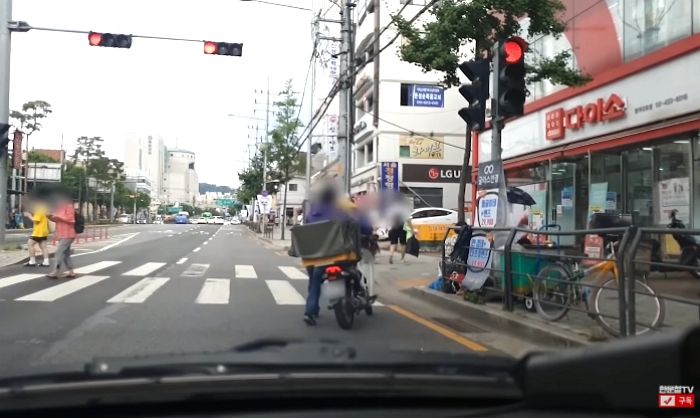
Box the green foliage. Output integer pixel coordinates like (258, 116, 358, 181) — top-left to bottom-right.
(28, 150, 58, 163)
(237, 152, 264, 205)
(10, 100, 52, 137)
(268, 80, 305, 184)
(394, 0, 591, 88)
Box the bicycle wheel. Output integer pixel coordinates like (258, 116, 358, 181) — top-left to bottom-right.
(592, 278, 665, 337)
(533, 263, 573, 322)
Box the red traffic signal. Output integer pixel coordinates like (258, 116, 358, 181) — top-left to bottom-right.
(203, 41, 243, 57)
(88, 31, 132, 49)
(503, 40, 524, 64)
(203, 41, 218, 54)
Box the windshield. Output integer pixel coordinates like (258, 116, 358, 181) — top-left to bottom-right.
(1, 0, 698, 403)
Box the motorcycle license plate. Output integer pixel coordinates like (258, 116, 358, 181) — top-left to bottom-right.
(321, 279, 346, 303)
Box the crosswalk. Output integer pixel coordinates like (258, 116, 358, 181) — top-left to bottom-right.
(0, 261, 379, 309)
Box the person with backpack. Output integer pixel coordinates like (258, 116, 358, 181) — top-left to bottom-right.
(46, 195, 80, 279)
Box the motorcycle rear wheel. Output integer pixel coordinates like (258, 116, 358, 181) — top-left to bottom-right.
(334, 297, 355, 330)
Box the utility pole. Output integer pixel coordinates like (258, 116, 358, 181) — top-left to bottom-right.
(305, 19, 317, 199)
(262, 77, 270, 193)
(0, 0, 12, 244)
(337, 1, 355, 195)
(344, 0, 355, 196)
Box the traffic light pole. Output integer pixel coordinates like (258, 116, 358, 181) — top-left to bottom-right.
(0, 0, 12, 245)
(344, 0, 355, 196)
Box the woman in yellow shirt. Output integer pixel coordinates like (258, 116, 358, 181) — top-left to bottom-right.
(24, 201, 50, 267)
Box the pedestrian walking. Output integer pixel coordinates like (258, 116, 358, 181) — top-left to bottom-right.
(24, 198, 50, 267)
(388, 212, 409, 264)
(46, 195, 77, 279)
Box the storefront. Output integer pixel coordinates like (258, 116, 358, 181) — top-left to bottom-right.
(477, 43, 700, 248)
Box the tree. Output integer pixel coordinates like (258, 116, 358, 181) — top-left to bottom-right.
(71, 136, 124, 220)
(268, 80, 304, 239)
(10, 100, 53, 199)
(393, 0, 592, 224)
(237, 152, 264, 205)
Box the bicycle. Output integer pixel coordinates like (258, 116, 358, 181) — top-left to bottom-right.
(531, 238, 665, 337)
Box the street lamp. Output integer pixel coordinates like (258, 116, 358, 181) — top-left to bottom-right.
(239, 0, 312, 11)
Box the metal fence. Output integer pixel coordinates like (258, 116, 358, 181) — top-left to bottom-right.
(441, 225, 700, 338)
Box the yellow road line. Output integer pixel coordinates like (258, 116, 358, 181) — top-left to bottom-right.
(387, 304, 489, 353)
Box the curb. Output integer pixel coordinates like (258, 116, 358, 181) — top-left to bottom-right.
(405, 286, 591, 348)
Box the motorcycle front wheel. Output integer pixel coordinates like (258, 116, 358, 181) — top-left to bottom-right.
(334, 296, 355, 330)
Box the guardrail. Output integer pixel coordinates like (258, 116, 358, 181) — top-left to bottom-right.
(441, 225, 700, 338)
(51, 226, 109, 245)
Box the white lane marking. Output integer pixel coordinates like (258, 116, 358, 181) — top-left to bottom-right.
(234, 265, 257, 279)
(167, 234, 173, 238)
(278, 266, 308, 280)
(265, 280, 305, 305)
(107, 277, 170, 303)
(202, 241, 208, 246)
(73, 233, 139, 257)
(16, 275, 110, 301)
(374, 301, 384, 307)
(196, 278, 230, 304)
(0, 274, 45, 290)
(122, 262, 167, 277)
(74, 261, 121, 274)
(176, 257, 187, 265)
(193, 247, 201, 253)
(181, 263, 210, 278)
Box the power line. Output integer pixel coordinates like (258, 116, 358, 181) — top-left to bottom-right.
(359, 106, 467, 151)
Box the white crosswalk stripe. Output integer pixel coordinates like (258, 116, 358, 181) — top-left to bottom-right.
(265, 280, 305, 305)
(122, 262, 166, 277)
(182, 263, 209, 277)
(278, 266, 307, 280)
(74, 261, 121, 274)
(196, 278, 230, 304)
(108, 277, 170, 303)
(16, 275, 110, 302)
(234, 265, 257, 279)
(0, 274, 44, 290)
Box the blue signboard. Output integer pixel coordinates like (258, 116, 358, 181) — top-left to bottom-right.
(408, 85, 444, 108)
(380, 162, 399, 191)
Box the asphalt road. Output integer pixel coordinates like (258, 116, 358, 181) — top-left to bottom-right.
(0, 224, 494, 374)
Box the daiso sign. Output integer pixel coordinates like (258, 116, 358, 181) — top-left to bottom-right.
(545, 93, 626, 141)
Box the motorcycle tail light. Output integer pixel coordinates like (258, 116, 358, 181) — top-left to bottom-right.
(325, 266, 342, 275)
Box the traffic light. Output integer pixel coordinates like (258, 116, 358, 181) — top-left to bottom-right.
(496, 37, 527, 118)
(457, 59, 490, 131)
(203, 41, 243, 56)
(88, 32, 132, 48)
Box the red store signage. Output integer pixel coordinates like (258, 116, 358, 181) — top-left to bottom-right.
(545, 93, 627, 141)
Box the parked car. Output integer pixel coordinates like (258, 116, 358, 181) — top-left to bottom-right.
(189, 217, 198, 224)
(231, 218, 241, 225)
(197, 217, 208, 224)
(117, 214, 132, 224)
(136, 218, 148, 224)
(410, 207, 458, 225)
(213, 216, 225, 225)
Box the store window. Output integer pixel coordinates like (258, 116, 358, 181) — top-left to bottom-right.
(625, 148, 653, 226)
(590, 152, 622, 214)
(623, 0, 693, 61)
(653, 141, 690, 226)
(288, 183, 298, 192)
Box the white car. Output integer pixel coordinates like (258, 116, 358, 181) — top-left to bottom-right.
(231, 218, 241, 225)
(213, 216, 224, 225)
(197, 218, 209, 224)
(410, 207, 458, 225)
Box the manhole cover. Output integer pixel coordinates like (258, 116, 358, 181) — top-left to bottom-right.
(431, 317, 485, 333)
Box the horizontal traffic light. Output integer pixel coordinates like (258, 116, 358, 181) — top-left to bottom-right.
(88, 32, 132, 48)
(203, 41, 243, 56)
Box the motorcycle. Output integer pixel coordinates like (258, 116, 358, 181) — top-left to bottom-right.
(321, 264, 377, 330)
(649, 210, 700, 279)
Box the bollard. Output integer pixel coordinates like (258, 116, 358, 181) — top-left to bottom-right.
(92, 227, 96, 241)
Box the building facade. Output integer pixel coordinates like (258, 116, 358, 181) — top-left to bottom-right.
(475, 0, 700, 249)
(124, 134, 165, 201)
(163, 149, 199, 206)
(311, 0, 471, 212)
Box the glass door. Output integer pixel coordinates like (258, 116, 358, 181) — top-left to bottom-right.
(551, 162, 576, 246)
(624, 148, 653, 226)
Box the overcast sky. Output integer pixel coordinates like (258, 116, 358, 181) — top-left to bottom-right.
(10, 0, 314, 187)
